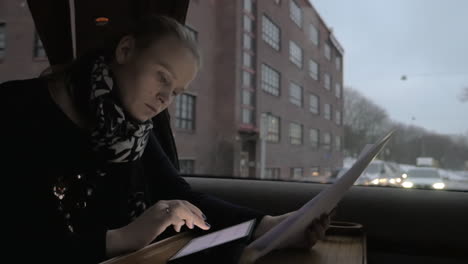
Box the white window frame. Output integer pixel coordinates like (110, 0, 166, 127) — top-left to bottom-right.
(289, 0, 302, 28)
(261, 64, 280, 96)
(309, 59, 319, 80)
(289, 122, 303, 145)
(309, 94, 319, 114)
(262, 15, 280, 51)
(289, 40, 302, 68)
(289, 82, 303, 107)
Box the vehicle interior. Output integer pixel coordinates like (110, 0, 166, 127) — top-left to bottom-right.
(7, 0, 468, 263)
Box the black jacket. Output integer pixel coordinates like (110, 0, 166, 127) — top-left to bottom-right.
(1, 78, 265, 263)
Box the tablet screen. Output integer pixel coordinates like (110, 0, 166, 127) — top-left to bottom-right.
(169, 219, 256, 260)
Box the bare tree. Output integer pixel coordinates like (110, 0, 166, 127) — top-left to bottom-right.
(343, 87, 389, 156)
(460, 86, 468, 102)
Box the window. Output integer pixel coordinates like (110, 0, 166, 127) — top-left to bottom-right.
(309, 59, 319, 80)
(244, 0, 253, 13)
(265, 168, 281, 179)
(274, 0, 281, 4)
(289, 122, 303, 145)
(289, 82, 303, 106)
(324, 73, 331, 90)
(185, 26, 198, 41)
(335, 56, 341, 71)
(179, 159, 195, 174)
(309, 94, 319, 114)
(310, 128, 319, 149)
(243, 33, 253, 50)
(262, 15, 280, 51)
(242, 90, 254, 106)
(0, 23, 6, 59)
(175, 94, 196, 130)
(291, 167, 303, 179)
(243, 52, 253, 68)
(34, 33, 46, 58)
(322, 132, 331, 150)
(242, 108, 254, 124)
(261, 64, 280, 96)
(324, 43, 331, 60)
(265, 113, 280, 142)
(243, 15, 253, 32)
(242, 71, 253, 87)
(309, 24, 319, 45)
(289, 40, 302, 68)
(335, 110, 341, 125)
(324, 103, 331, 120)
(335, 136, 342, 152)
(289, 0, 302, 28)
(335, 83, 341, 98)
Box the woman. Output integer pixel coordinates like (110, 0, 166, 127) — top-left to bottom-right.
(2, 15, 330, 263)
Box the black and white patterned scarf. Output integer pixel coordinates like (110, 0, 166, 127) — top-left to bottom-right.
(89, 56, 153, 163)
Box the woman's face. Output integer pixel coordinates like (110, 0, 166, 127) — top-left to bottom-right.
(112, 35, 198, 122)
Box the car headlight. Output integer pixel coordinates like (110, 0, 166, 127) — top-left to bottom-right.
(379, 178, 388, 183)
(432, 182, 445, 189)
(389, 179, 396, 184)
(402, 173, 408, 179)
(396, 178, 402, 183)
(402, 181, 413, 188)
(371, 179, 379, 185)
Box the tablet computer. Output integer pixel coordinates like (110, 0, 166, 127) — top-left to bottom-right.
(168, 219, 257, 264)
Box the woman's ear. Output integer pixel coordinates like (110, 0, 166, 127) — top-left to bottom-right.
(114, 35, 136, 64)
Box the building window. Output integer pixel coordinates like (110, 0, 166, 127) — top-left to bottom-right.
(289, 122, 303, 145)
(266, 168, 281, 179)
(179, 159, 195, 174)
(243, 71, 253, 87)
(322, 132, 332, 150)
(311, 166, 320, 177)
(322, 167, 332, 177)
(275, 0, 281, 4)
(244, 0, 253, 13)
(175, 93, 196, 130)
(291, 167, 303, 179)
(289, 0, 302, 28)
(185, 26, 198, 41)
(309, 24, 319, 45)
(309, 59, 319, 80)
(309, 94, 319, 114)
(324, 73, 331, 90)
(335, 110, 341, 126)
(244, 15, 253, 32)
(34, 33, 46, 58)
(335, 83, 341, 98)
(0, 23, 6, 59)
(335, 136, 342, 152)
(324, 43, 331, 60)
(243, 33, 253, 50)
(242, 108, 254, 124)
(262, 15, 280, 51)
(324, 103, 331, 120)
(242, 90, 254, 106)
(261, 64, 280, 96)
(310, 128, 319, 149)
(289, 82, 303, 106)
(243, 52, 253, 68)
(336, 56, 341, 71)
(289, 40, 302, 68)
(265, 113, 280, 142)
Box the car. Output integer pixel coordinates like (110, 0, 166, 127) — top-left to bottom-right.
(360, 160, 403, 187)
(401, 167, 445, 190)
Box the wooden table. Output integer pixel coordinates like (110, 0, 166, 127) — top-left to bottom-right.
(101, 226, 366, 264)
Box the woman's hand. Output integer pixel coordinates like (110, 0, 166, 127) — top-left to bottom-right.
(254, 211, 333, 250)
(106, 200, 211, 257)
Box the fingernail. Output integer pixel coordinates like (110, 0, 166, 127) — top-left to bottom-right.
(202, 214, 207, 220)
(205, 221, 211, 228)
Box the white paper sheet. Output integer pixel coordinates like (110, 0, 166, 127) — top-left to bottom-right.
(241, 130, 395, 263)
